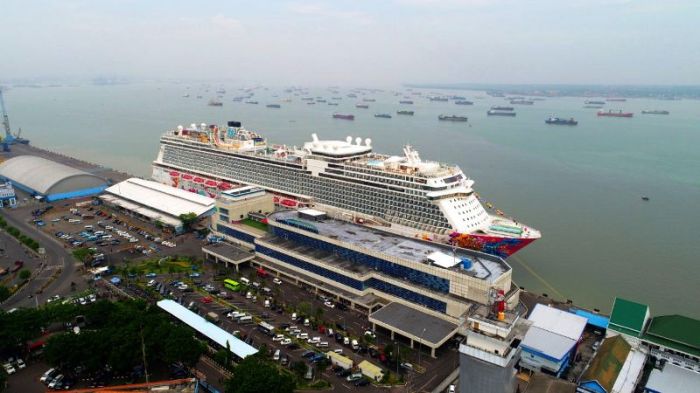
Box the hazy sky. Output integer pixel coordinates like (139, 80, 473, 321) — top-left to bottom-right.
(2, 0, 699, 86)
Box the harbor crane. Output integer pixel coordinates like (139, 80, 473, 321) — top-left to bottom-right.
(0, 88, 29, 147)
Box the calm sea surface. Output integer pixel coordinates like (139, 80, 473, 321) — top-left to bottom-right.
(6, 83, 700, 316)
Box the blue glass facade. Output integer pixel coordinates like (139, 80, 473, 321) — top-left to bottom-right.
(257, 239, 448, 313)
(271, 227, 450, 293)
(217, 224, 256, 244)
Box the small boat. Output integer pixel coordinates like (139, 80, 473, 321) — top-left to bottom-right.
(641, 196, 650, 201)
(332, 113, 355, 120)
(487, 110, 516, 117)
(438, 115, 468, 122)
(597, 110, 633, 118)
(374, 113, 392, 119)
(208, 99, 223, 107)
(397, 110, 414, 116)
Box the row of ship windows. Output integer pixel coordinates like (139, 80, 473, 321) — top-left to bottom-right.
(165, 148, 453, 229)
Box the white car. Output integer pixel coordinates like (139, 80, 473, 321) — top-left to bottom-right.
(40, 367, 56, 383)
(280, 338, 292, 346)
(15, 359, 26, 369)
(273, 334, 285, 342)
(178, 284, 188, 290)
(48, 374, 64, 389)
(147, 279, 156, 287)
(323, 301, 335, 308)
(448, 384, 456, 393)
(2, 363, 16, 374)
(88, 293, 97, 302)
(79, 297, 87, 305)
(273, 278, 282, 285)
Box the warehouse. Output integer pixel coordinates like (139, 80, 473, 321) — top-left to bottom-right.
(0, 155, 108, 202)
(101, 177, 215, 233)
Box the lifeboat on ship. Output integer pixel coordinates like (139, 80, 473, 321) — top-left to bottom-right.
(218, 182, 233, 190)
(193, 177, 204, 184)
(205, 179, 218, 187)
(280, 198, 298, 207)
(169, 171, 180, 177)
(181, 174, 194, 180)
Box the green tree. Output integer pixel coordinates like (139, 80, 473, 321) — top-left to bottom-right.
(18, 269, 31, 281)
(163, 326, 205, 367)
(0, 367, 7, 392)
(0, 286, 10, 302)
(313, 307, 324, 322)
(297, 302, 311, 317)
(178, 212, 198, 231)
(225, 355, 295, 393)
(291, 361, 307, 379)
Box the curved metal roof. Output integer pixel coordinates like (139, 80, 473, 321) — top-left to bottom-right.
(0, 155, 106, 195)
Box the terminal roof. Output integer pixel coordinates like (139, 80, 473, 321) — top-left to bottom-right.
(157, 299, 257, 359)
(105, 178, 215, 218)
(270, 210, 510, 283)
(369, 302, 458, 346)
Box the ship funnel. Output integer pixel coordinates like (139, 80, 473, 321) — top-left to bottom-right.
(346, 136, 352, 144)
(365, 138, 372, 146)
(355, 137, 362, 145)
(312, 133, 319, 142)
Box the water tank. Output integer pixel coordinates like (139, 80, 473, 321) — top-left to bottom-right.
(228, 121, 242, 128)
(460, 258, 473, 270)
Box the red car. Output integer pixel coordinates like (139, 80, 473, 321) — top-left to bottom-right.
(200, 296, 213, 304)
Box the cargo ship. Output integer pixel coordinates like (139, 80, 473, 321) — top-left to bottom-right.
(607, 98, 627, 102)
(208, 99, 223, 107)
(490, 106, 514, 111)
(510, 100, 534, 105)
(396, 110, 414, 116)
(641, 110, 670, 115)
(597, 110, 633, 118)
(585, 100, 605, 105)
(429, 97, 449, 102)
(152, 121, 540, 257)
(487, 110, 516, 117)
(332, 114, 355, 120)
(399, 100, 414, 105)
(266, 104, 281, 109)
(545, 117, 578, 125)
(438, 115, 468, 122)
(355, 104, 369, 109)
(455, 100, 474, 105)
(374, 113, 392, 119)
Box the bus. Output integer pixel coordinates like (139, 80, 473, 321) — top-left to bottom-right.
(258, 321, 275, 336)
(224, 279, 241, 292)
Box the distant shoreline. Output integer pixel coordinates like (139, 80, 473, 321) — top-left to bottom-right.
(404, 83, 700, 99)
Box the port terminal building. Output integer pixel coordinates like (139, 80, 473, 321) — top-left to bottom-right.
(0, 155, 108, 202)
(100, 178, 215, 233)
(208, 190, 520, 358)
(0, 182, 17, 207)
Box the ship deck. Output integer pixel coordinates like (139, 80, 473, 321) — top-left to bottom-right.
(270, 210, 510, 283)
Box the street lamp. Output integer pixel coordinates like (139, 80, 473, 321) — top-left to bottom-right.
(418, 328, 426, 368)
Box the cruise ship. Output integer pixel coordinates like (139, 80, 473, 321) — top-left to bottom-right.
(152, 122, 540, 257)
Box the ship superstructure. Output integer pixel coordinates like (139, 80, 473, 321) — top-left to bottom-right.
(152, 122, 540, 257)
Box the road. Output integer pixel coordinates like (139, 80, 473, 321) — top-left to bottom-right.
(1, 205, 80, 310)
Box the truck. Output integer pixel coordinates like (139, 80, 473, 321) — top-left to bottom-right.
(326, 351, 353, 370)
(206, 312, 220, 324)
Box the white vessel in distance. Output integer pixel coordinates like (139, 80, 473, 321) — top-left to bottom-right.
(152, 121, 540, 257)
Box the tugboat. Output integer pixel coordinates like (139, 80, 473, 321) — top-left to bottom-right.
(545, 117, 578, 125)
(438, 115, 468, 122)
(374, 113, 392, 119)
(397, 110, 414, 116)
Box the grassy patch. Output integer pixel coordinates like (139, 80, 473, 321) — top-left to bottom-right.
(241, 218, 268, 231)
(129, 257, 201, 275)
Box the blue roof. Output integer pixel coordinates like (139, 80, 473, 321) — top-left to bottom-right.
(157, 299, 258, 359)
(571, 309, 610, 329)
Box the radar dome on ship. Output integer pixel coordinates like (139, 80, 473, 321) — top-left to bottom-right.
(355, 137, 362, 145)
(346, 136, 352, 144)
(312, 133, 319, 142)
(365, 138, 372, 146)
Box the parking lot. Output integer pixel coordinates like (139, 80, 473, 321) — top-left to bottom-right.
(124, 258, 460, 393)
